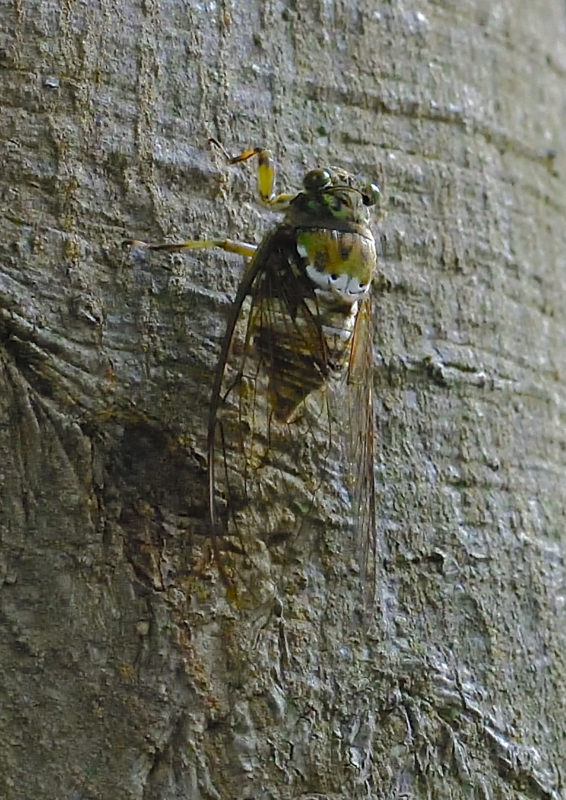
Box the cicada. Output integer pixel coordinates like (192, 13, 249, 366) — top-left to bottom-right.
(128, 140, 381, 601)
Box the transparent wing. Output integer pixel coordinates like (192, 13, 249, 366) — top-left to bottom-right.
(346, 295, 377, 602)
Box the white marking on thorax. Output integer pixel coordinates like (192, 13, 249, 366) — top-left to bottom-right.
(298, 243, 371, 305)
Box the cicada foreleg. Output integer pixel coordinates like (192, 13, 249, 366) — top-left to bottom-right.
(125, 237, 258, 259)
(209, 138, 294, 211)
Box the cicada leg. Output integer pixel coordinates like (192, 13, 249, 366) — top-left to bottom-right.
(125, 238, 258, 258)
(125, 137, 292, 254)
(209, 138, 294, 210)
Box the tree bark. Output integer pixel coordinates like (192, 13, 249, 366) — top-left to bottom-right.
(1, 1, 565, 798)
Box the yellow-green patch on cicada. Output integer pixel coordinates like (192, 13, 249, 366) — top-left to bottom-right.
(127, 141, 381, 604)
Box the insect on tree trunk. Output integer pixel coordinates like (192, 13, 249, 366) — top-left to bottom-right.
(1, 2, 566, 799)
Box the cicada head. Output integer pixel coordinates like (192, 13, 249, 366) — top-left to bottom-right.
(285, 166, 381, 237)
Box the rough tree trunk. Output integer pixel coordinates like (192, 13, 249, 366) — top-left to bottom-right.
(1, 1, 565, 798)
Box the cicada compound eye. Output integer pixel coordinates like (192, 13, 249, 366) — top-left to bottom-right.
(362, 183, 381, 207)
(303, 169, 332, 192)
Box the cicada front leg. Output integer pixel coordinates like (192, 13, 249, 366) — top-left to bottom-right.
(125, 139, 291, 255)
(125, 237, 258, 259)
(209, 138, 293, 211)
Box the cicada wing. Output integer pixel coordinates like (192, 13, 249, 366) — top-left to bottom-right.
(207, 229, 334, 599)
(346, 294, 377, 598)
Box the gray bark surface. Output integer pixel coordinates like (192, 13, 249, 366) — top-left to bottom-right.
(1, 1, 565, 798)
